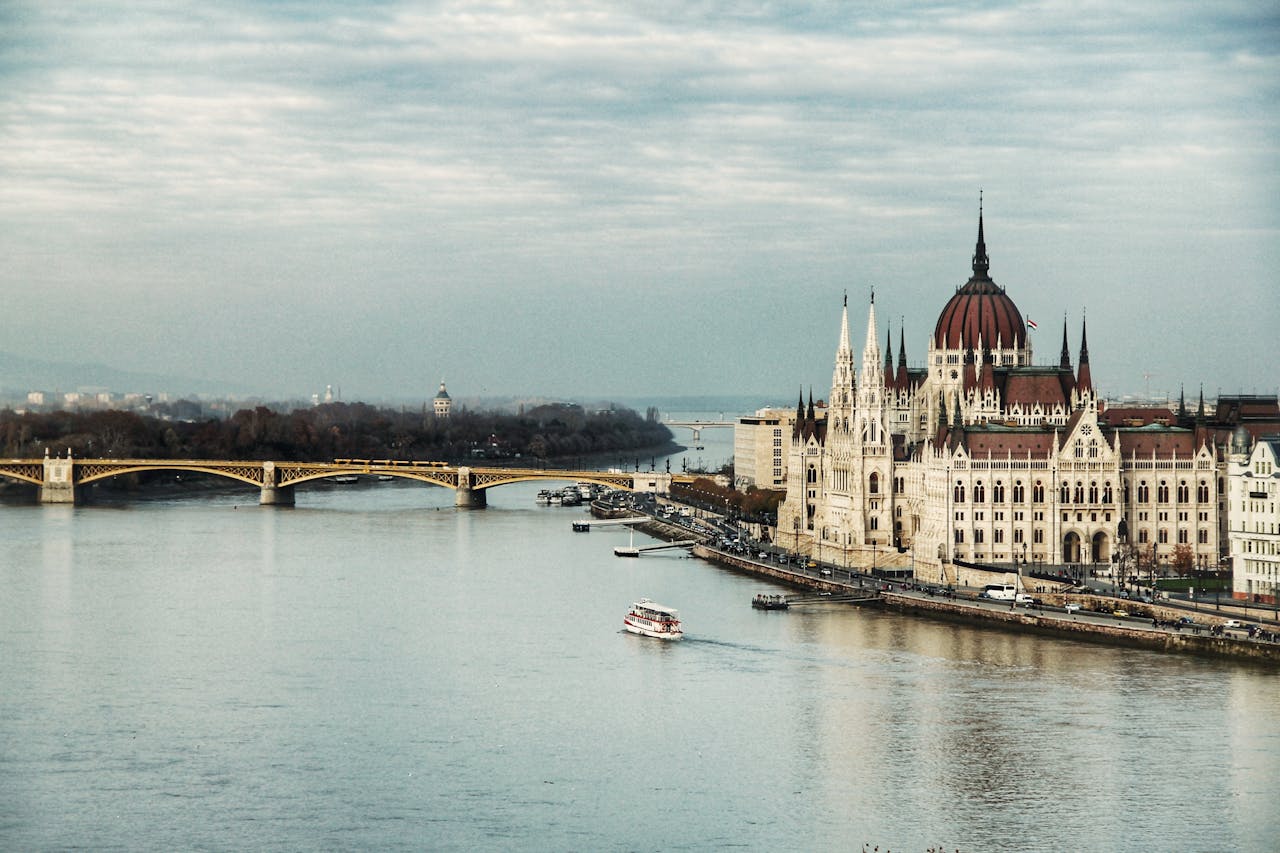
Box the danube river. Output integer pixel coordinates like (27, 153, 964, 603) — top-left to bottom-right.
(3, 439, 1279, 850)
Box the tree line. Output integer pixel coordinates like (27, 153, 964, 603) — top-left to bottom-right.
(0, 402, 674, 464)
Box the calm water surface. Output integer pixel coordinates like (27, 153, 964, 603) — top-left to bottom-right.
(2, 474, 1279, 852)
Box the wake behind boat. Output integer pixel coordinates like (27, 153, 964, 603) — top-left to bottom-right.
(623, 599, 683, 640)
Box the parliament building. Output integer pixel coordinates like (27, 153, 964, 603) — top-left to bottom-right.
(774, 208, 1278, 593)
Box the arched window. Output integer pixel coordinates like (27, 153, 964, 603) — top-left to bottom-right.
(1088, 481, 1099, 504)
(1013, 480, 1025, 503)
(1158, 481, 1169, 503)
(993, 481, 1005, 503)
(1061, 482, 1070, 503)
(1033, 480, 1045, 502)
(1074, 439, 1084, 458)
(869, 472, 880, 494)
(1073, 482, 1084, 504)
(954, 482, 966, 504)
(807, 466, 817, 484)
(974, 481, 986, 503)
(1138, 481, 1149, 503)
(1197, 481, 1209, 503)
(1177, 481, 1189, 503)
(1102, 482, 1113, 503)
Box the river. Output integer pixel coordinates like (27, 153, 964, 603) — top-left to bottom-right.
(1, 422, 1278, 851)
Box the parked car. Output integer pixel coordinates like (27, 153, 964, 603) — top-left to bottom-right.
(1064, 603, 1081, 613)
(1112, 609, 1129, 618)
(1222, 619, 1244, 629)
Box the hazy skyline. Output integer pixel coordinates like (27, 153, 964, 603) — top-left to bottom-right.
(3, 1, 1277, 406)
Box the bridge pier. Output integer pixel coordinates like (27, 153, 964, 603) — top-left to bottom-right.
(454, 467, 487, 508)
(258, 461, 295, 506)
(40, 452, 79, 505)
(259, 485, 295, 506)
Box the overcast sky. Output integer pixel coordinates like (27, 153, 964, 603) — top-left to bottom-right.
(2, 1, 1277, 406)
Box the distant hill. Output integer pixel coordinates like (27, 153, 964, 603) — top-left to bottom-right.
(0, 350, 251, 399)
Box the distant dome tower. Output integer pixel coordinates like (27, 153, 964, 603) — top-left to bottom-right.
(927, 197, 1032, 405)
(433, 379, 452, 418)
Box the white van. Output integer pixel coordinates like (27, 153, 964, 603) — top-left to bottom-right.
(980, 584, 1016, 601)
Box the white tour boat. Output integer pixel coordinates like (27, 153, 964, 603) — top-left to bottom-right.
(623, 599, 683, 640)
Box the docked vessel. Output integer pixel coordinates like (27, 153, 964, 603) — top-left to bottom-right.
(752, 594, 789, 610)
(623, 599, 683, 640)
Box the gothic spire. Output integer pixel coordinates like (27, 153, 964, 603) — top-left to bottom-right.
(884, 324, 895, 390)
(1076, 315, 1093, 394)
(1059, 314, 1072, 370)
(1197, 384, 1205, 420)
(972, 190, 990, 278)
(895, 323, 909, 390)
(1178, 384, 1188, 418)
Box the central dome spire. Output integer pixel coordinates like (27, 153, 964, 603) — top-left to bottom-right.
(972, 190, 989, 278)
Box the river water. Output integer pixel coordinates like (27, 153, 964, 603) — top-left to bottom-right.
(2, 426, 1279, 852)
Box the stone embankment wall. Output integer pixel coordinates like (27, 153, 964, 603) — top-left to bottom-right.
(883, 593, 1280, 664)
(690, 545, 852, 594)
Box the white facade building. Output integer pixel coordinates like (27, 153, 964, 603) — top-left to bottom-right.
(1228, 432, 1280, 605)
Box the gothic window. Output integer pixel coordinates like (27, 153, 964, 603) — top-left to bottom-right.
(1033, 529, 1044, 544)
(1138, 529, 1149, 544)
(974, 481, 985, 503)
(1033, 481, 1045, 502)
(954, 482, 965, 503)
(1198, 528, 1208, 544)
(1158, 481, 1169, 503)
(1197, 481, 1209, 503)
(1013, 481, 1024, 503)
(975, 529, 985, 544)
(1013, 528, 1024, 544)
(1138, 481, 1149, 503)
(1074, 439, 1084, 458)
(1158, 528, 1169, 544)
(1074, 482, 1084, 503)
(1089, 482, 1099, 504)
(993, 481, 1005, 503)
(1177, 481, 1189, 503)
(807, 466, 817, 484)
(869, 472, 880, 494)
(1103, 482, 1113, 503)
(1088, 440, 1099, 459)
(1177, 528, 1188, 544)
(994, 529, 1004, 544)
(1060, 483, 1070, 503)
(954, 529, 964, 544)
(870, 516, 879, 530)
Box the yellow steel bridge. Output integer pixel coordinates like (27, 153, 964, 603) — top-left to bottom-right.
(0, 454, 683, 507)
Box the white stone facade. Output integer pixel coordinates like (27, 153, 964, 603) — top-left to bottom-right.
(1228, 434, 1280, 605)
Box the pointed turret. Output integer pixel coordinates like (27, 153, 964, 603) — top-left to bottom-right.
(1075, 316, 1093, 395)
(1197, 384, 1205, 421)
(884, 325, 895, 390)
(952, 390, 965, 430)
(1059, 315, 1072, 370)
(895, 325, 909, 390)
(962, 348, 978, 391)
(793, 388, 805, 438)
(829, 293, 856, 412)
(1178, 385, 1188, 419)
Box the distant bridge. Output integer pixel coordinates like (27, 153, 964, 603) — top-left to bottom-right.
(0, 454, 687, 508)
(662, 416, 735, 448)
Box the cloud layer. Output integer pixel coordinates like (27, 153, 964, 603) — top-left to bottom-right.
(2, 1, 1277, 402)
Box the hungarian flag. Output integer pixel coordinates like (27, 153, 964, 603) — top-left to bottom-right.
(1026, 317, 1038, 330)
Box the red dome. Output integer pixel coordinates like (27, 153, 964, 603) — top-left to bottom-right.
(933, 277, 1026, 351)
(932, 210, 1026, 351)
